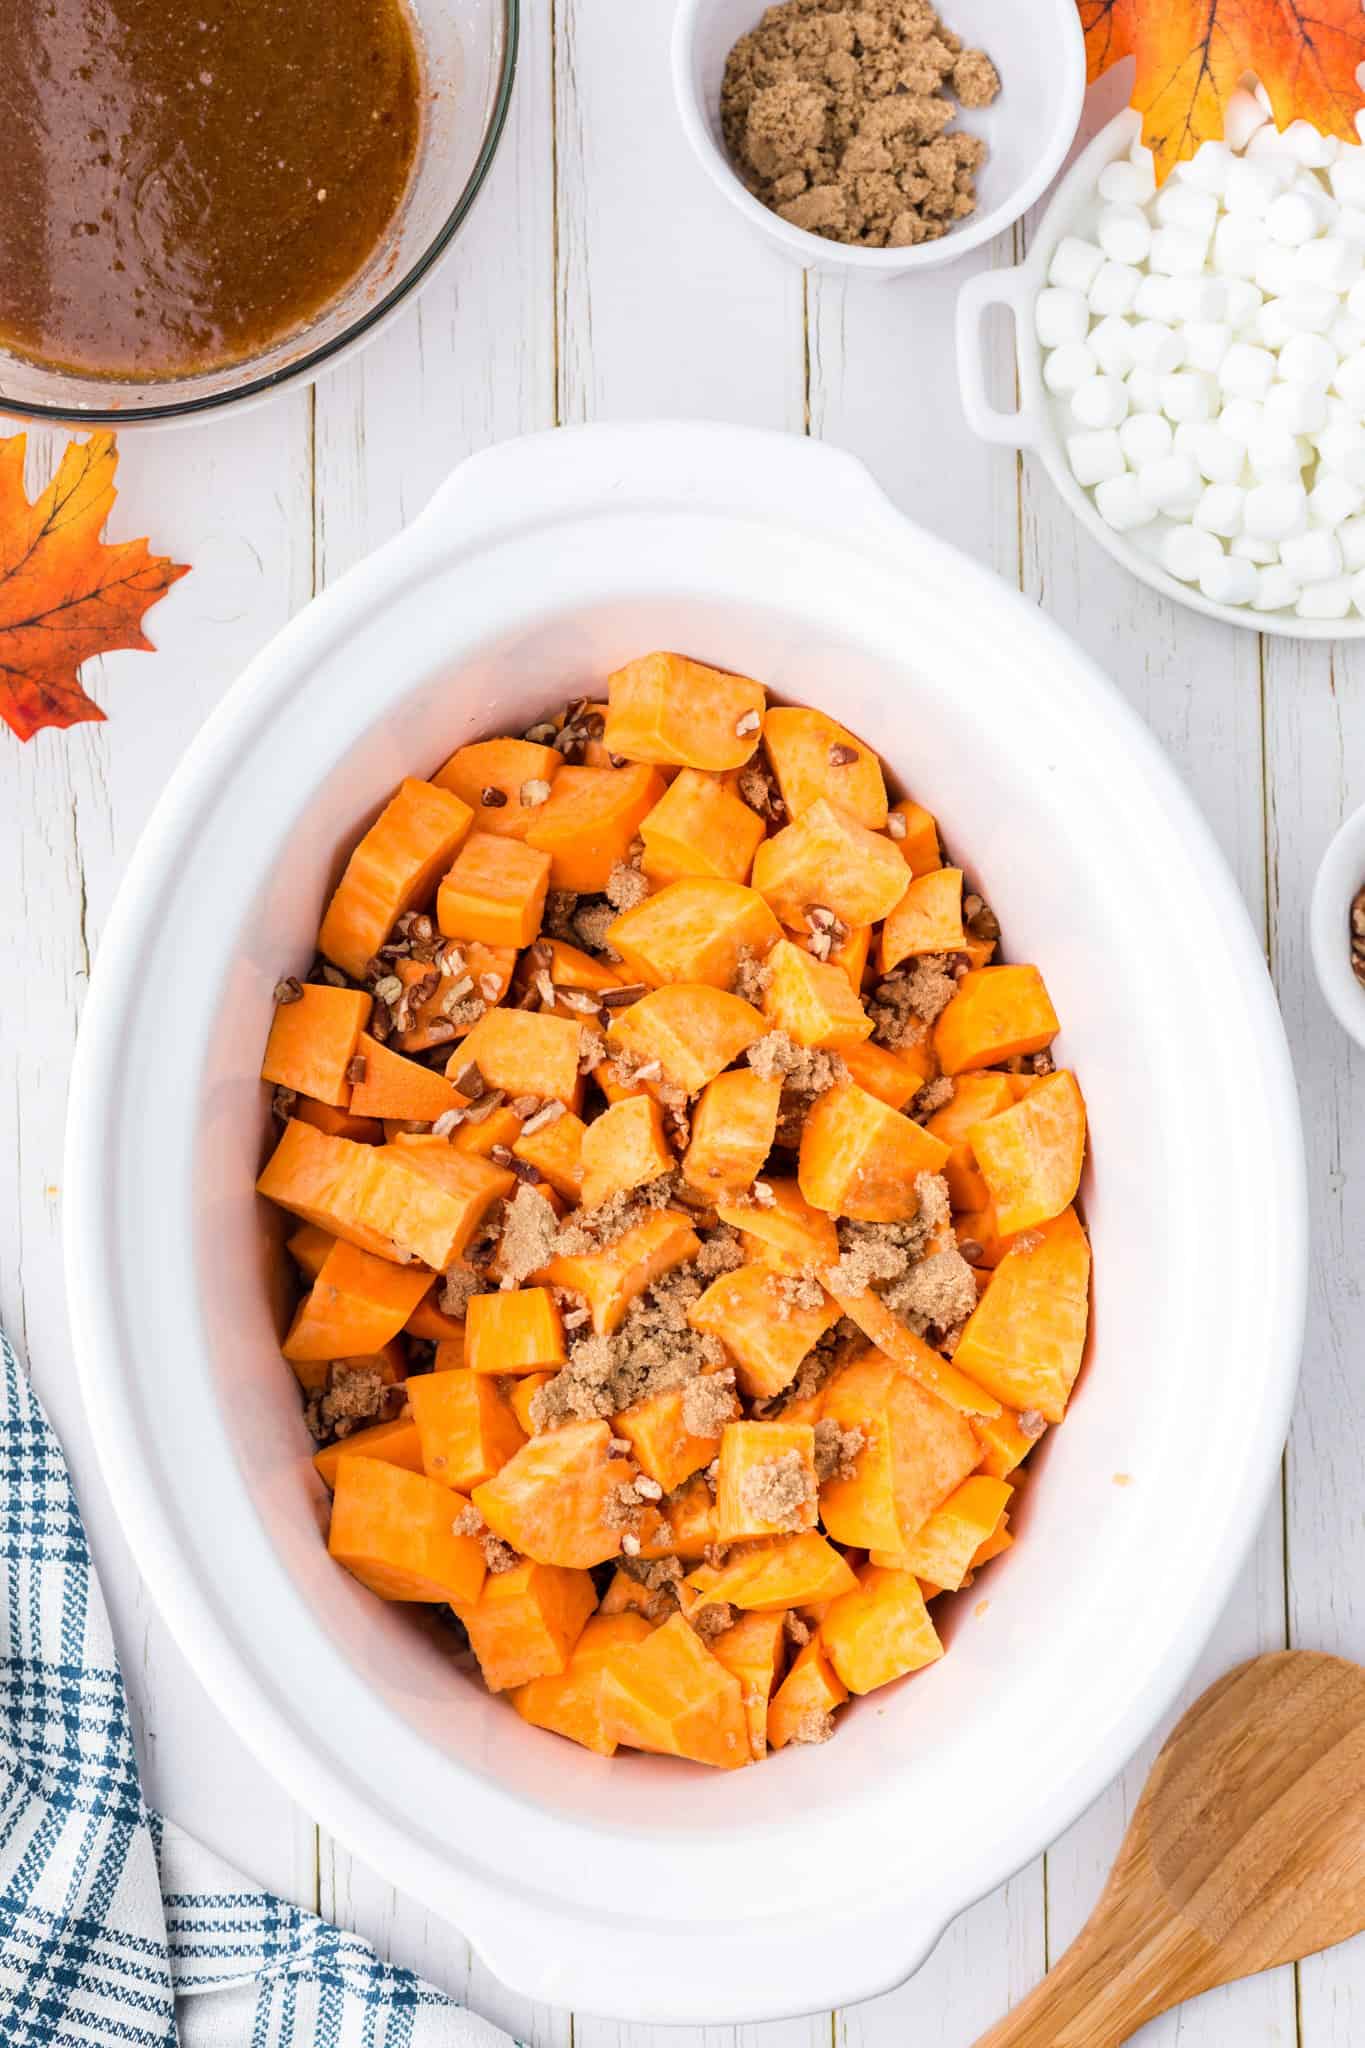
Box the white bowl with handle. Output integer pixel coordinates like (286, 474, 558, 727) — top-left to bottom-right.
(956, 106, 1365, 638)
(65, 420, 1306, 2024)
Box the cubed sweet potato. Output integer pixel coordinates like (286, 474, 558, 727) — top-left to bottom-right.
(878, 867, 965, 974)
(257, 1121, 412, 1262)
(687, 1261, 840, 1400)
(714, 1420, 818, 1542)
(292, 1097, 383, 1145)
(934, 965, 1059, 1077)
(437, 831, 552, 949)
(952, 1206, 1090, 1423)
(261, 984, 372, 1108)
(383, 1134, 516, 1265)
(925, 1072, 1016, 1211)
(715, 1179, 838, 1274)
(687, 1531, 857, 1611)
(472, 1418, 636, 1568)
(887, 799, 942, 877)
(511, 1611, 654, 1752)
(820, 1564, 944, 1694)
(318, 779, 473, 980)
(512, 1105, 586, 1202)
(639, 768, 767, 886)
(614, 1371, 738, 1495)
(580, 1094, 675, 1209)
(608, 880, 781, 990)
(598, 1611, 751, 1768)
(407, 1367, 527, 1492)
(606, 983, 767, 1095)
(767, 1633, 847, 1749)
(537, 1210, 700, 1335)
(763, 938, 873, 1052)
(971, 1404, 1046, 1479)
(710, 1609, 787, 1761)
(841, 1037, 934, 1110)
(681, 1069, 781, 1196)
(525, 763, 666, 893)
(283, 1239, 431, 1364)
(463, 1558, 598, 1692)
(312, 1416, 424, 1492)
(762, 706, 888, 828)
(752, 798, 909, 931)
(818, 1348, 982, 1552)
(605, 652, 766, 772)
(348, 1034, 467, 1123)
(327, 1458, 486, 1606)
(823, 1277, 1001, 1419)
(968, 1070, 1086, 1235)
(869, 1475, 1013, 1589)
(432, 737, 562, 837)
(287, 1222, 336, 1279)
(798, 1079, 950, 1221)
(793, 919, 871, 993)
(465, 1287, 567, 1376)
(452, 1008, 584, 1108)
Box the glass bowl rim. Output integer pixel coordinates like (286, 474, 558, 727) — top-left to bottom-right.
(0, 0, 520, 430)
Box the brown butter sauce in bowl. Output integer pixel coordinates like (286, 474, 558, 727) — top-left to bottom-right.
(0, 0, 422, 380)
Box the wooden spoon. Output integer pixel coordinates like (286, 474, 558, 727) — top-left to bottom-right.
(972, 1652, 1365, 2048)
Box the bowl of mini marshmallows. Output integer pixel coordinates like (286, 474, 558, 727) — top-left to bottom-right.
(956, 99, 1365, 633)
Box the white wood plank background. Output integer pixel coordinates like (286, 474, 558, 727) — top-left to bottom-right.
(1, 5, 1362, 2042)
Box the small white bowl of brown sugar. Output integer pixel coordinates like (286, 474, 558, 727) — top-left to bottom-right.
(1311, 802, 1365, 1051)
(672, 0, 1086, 276)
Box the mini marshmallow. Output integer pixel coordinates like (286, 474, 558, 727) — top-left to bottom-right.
(1317, 418, 1365, 484)
(1182, 139, 1237, 194)
(1222, 279, 1264, 331)
(1149, 224, 1209, 277)
(1294, 235, 1362, 293)
(1125, 366, 1164, 413)
(1098, 157, 1153, 206)
(1089, 260, 1143, 317)
(1254, 300, 1297, 352)
(1160, 525, 1224, 582)
(1199, 554, 1259, 605)
(1232, 533, 1279, 563)
(1277, 121, 1339, 169)
(1346, 277, 1365, 323)
(1225, 158, 1286, 216)
(1193, 482, 1245, 536)
(1035, 287, 1090, 349)
(1098, 205, 1152, 266)
(1297, 575, 1353, 617)
(1308, 473, 1364, 526)
(1245, 421, 1308, 478)
(1332, 348, 1365, 408)
(1212, 214, 1264, 279)
(1167, 277, 1227, 323)
(1049, 236, 1105, 295)
(1279, 283, 1339, 334)
(1183, 320, 1233, 373)
(1253, 244, 1300, 299)
(1143, 453, 1203, 516)
(1264, 381, 1328, 435)
(1072, 373, 1129, 429)
(1193, 423, 1247, 483)
(1337, 204, 1365, 242)
(1329, 149, 1365, 208)
(1066, 428, 1126, 488)
(1219, 341, 1276, 399)
(1119, 412, 1173, 466)
(1280, 528, 1344, 581)
(1340, 514, 1365, 569)
(1088, 314, 1136, 378)
(1244, 479, 1309, 539)
(1155, 183, 1219, 236)
(1130, 137, 1157, 177)
(1223, 88, 1269, 154)
(1134, 273, 1180, 321)
(1043, 341, 1099, 396)
(1160, 369, 1215, 422)
(1330, 312, 1365, 356)
(1130, 320, 1186, 374)
(1251, 565, 1301, 610)
(1246, 126, 1302, 171)
(1218, 397, 1264, 443)
(1093, 472, 1155, 532)
(1278, 332, 1338, 388)
(1266, 191, 1320, 245)
(1353, 565, 1365, 610)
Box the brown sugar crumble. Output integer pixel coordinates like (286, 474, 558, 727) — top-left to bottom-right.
(720, 0, 1000, 250)
(813, 1415, 865, 1482)
(868, 955, 960, 1044)
(305, 1365, 393, 1444)
(830, 1172, 977, 1341)
(739, 1448, 818, 1530)
(731, 944, 774, 1005)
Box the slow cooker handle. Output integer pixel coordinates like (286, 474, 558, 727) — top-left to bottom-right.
(956, 266, 1041, 450)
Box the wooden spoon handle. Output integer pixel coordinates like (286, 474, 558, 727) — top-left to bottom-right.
(968, 1929, 1173, 2048)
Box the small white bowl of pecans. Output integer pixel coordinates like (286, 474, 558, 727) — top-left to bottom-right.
(1311, 802, 1365, 1047)
(671, 0, 1085, 276)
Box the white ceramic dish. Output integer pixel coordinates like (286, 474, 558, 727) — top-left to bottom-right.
(66, 421, 1306, 2024)
(957, 107, 1365, 639)
(671, 0, 1085, 278)
(1311, 802, 1365, 1045)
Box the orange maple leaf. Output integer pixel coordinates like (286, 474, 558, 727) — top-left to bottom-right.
(0, 430, 189, 742)
(1079, 0, 1365, 181)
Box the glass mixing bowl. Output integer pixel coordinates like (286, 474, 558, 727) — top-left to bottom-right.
(0, 0, 518, 427)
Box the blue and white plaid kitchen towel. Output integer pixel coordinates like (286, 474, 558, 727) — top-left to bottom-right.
(0, 1329, 516, 2048)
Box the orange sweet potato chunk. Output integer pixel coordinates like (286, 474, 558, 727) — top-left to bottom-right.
(824, 1278, 1001, 1419)
(383, 1134, 516, 1265)
(472, 1418, 636, 1568)
(525, 763, 666, 893)
(841, 1037, 934, 1110)
(606, 983, 767, 1094)
(511, 1611, 654, 1752)
(608, 880, 781, 990)
(715, 1420, 818, 1542)
(318, 779, 473, 980)
(969, 1070, 1087, 1235)
(437, 831, 552, 949)
(795, 918, 872, 992)
(432, 737, 562, 838)
(463, 1559, 599, 1692)
(752, 799, 909, 931)
(819, 1348, 982, 1552)
(682, 1069, 781, 1197)
(614, 1373, 739, 1495)
(580, 1094, 675, 1210)
(763, 938, 872, 1052)
(798, 1079, 950, 1222)
(972, 1514, 1014, 1567)
(257, 1121, 406, 1261)
(538, 1210, 700, 1335)
(934, 965, 1059, 1077)
(953, 1207, 1090, 1424)
(762, 706, 888, 828)
(688, 1531, 857, 1611)
(348, 1035, 467, 1123)
(636, 1472, 720, 1560)
(688, 1261, 840, 1400)
(639, 768, 766, 886)
(971, 1404, 1046, 1479)
(293, 1097, 382, 1144)
(283, 1240, 431, 1364)
(767, 1634, 847, 1749)
(453, 1009, 584, 1108)
(869, 1475, 1013, 1588)
(512, 1106, 586, 1201)
(820, 1564, 944, 1694)
(599, 1611, 751, 1768)
(465, 1287, 567, 1376)
(261, 984, 372, 1108)
(604, 652, 766, 772)
(287, 1223, 336, 1279)
(879, 867, 966, 974)
(716, 1179, 838, 1274)
(925, 1072, 1016, 1211)
(407, 1367, 526, 1492)
(888, 799, 942, 877)
(312, 1417, 422, 1492)
(327, 1458, 486, 1606)
(710, 1608, 787, 1761)
(391, 946, 518, 1053)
